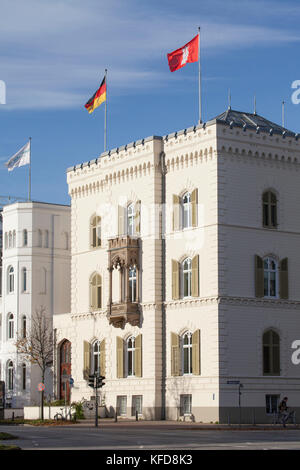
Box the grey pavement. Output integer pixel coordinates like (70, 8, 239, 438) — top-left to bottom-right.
(1, 420, 300, 450)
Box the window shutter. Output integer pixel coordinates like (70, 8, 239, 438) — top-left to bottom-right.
(171, 332, 180, 376)
(172, 260, 180, 300)
(118, 205, 125, 236)
(90, 217, 95, 248)
(191, 255, 199, 297)
(83, 341, 91, 380)
(191, 188, 198, 227)
(255, 255, 264, 298)
(100, 339, 106, 377)
(135, 334, 142, 377)
(90, 277, 96, 310)
(173, 194, 180, 231)
(134, 200, 141, 236)
(116, 336, 124, 378)
(280, 258, 288, 299)
(192, 329, 201, 375)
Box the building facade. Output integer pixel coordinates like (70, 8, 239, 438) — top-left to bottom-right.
(0, 201, 70, 407)
(54, 109, 300, 422)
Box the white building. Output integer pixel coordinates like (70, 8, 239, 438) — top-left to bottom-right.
(54, 109, 300, 423)
(0, 201, 70, 408)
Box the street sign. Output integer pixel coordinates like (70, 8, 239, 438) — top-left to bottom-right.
(61, 374, 71, 382)
(38, 383, 45, 391)
(227, 380, 240, 385)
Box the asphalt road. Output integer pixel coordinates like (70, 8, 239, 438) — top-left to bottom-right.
(1, 423, 300, 450)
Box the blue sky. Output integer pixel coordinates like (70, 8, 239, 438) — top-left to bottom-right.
(1, 0, 300, 205)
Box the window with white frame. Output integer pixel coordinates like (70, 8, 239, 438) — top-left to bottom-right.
(8, 266, 14, 293)
(22, 267, 27, 292)
(12, 230, 16, 247)
(263, 330, 280, 376)
(22, 315, 27, 338)
(131, 395, 143, 416)
(127, 336, 136, 377)
(116, 395, 127, 416)
(266, 394, 280, 414)
(23, 229, 28, 247)
(182, 258, 192, 298)
(22, 363, 26, 390)
(263, 257, 278, 297)
(8, 314, 14, 339)
(127, 203, 135, 236)
(180, 394, 192, 415)
(182, 331, 193, 375)
(7, 361, 14, 390)
(92, 340, 101, 375)
(182, 192, 192, 229)
(129, 267, 137, 302)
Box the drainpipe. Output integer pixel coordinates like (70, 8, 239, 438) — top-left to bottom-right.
(160, 151, 167, 420)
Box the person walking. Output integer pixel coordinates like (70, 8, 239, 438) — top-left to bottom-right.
(278, 397, 291, 427)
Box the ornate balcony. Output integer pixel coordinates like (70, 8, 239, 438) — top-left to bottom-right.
(107, 236, 140, 329)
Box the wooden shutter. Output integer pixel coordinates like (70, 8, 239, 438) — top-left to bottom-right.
(173, 194, 180, 231)
(172, 260, 180, 300)
(118, 205, 125, 236)
(90, 216, 95, 248)
(134, 200, 141, 236)
(280, 258, 288, 299)
(255, 255, 264, 298)
(90, 276, 96, 310)
(100, 339, 106, 377)
(83, 341, 91, 380)
(171, 332, 180, 376)
(192, 329, 201, 375)
(191, 255, 199, 297)
(191, 188, 198, 227)
(116, 336, 124, 378)
(135, 334, 142, 377)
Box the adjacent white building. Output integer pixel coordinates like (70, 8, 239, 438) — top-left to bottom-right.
(52, 108, 300, 422)
(0, 201, 71, 407)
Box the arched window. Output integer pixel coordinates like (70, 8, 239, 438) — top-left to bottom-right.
(90, 216, 101, 248)
(8, 231, 12, 248)
(182, 258, 192, 298)
(44, 230, 49, 248)
(263, 191, 277, 228)
(8, 314, 14, 339)
(92, 340, 101, 375)
(22, 315, 27, 338)
(22, 363, 26, 390)
(127, 203, 135, 236)
(22, 267, 27, 292)
(7, 361, 14, 390)
(182, 331, 193, 375)
(182, 192, 192, 229)
(263, 330, 280, 375)
(8, 266, 14, 293)
(129, 267, 137, 302)
(23, 229, 28, 246)
(90, 273, 102, 311)
(127, 336, 136, 377)
(12, 230, 16, 247)
(264, 257, 278, 297)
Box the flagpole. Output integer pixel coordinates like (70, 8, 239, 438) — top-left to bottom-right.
(28, 137, 31, 202)
(198, 26, 202, 124)
(104, 69, 107, 152)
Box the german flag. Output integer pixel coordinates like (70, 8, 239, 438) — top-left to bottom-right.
(85, 76, 106, 114)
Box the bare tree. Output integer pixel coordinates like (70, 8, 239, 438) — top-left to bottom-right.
(15, 306, 53, 420)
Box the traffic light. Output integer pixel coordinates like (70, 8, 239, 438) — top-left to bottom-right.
(96, 375, 106, 388)
(88, 374, 95, 388)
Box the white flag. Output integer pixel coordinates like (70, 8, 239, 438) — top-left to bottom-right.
(5, 141, 30, 172)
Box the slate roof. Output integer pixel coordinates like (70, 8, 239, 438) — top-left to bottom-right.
(211, 108, 297, 137)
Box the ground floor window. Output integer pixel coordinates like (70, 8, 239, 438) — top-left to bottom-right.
(266, 394, 280, 414)
(131, 395, 143, 416)
(117, 395, 127, 416)
(180, 394, 192, 415)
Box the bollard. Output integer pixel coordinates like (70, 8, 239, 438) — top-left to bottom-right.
(12, 412, 14, 421)
(136, 410, 138, 421)
(114, 412, 118, 422)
